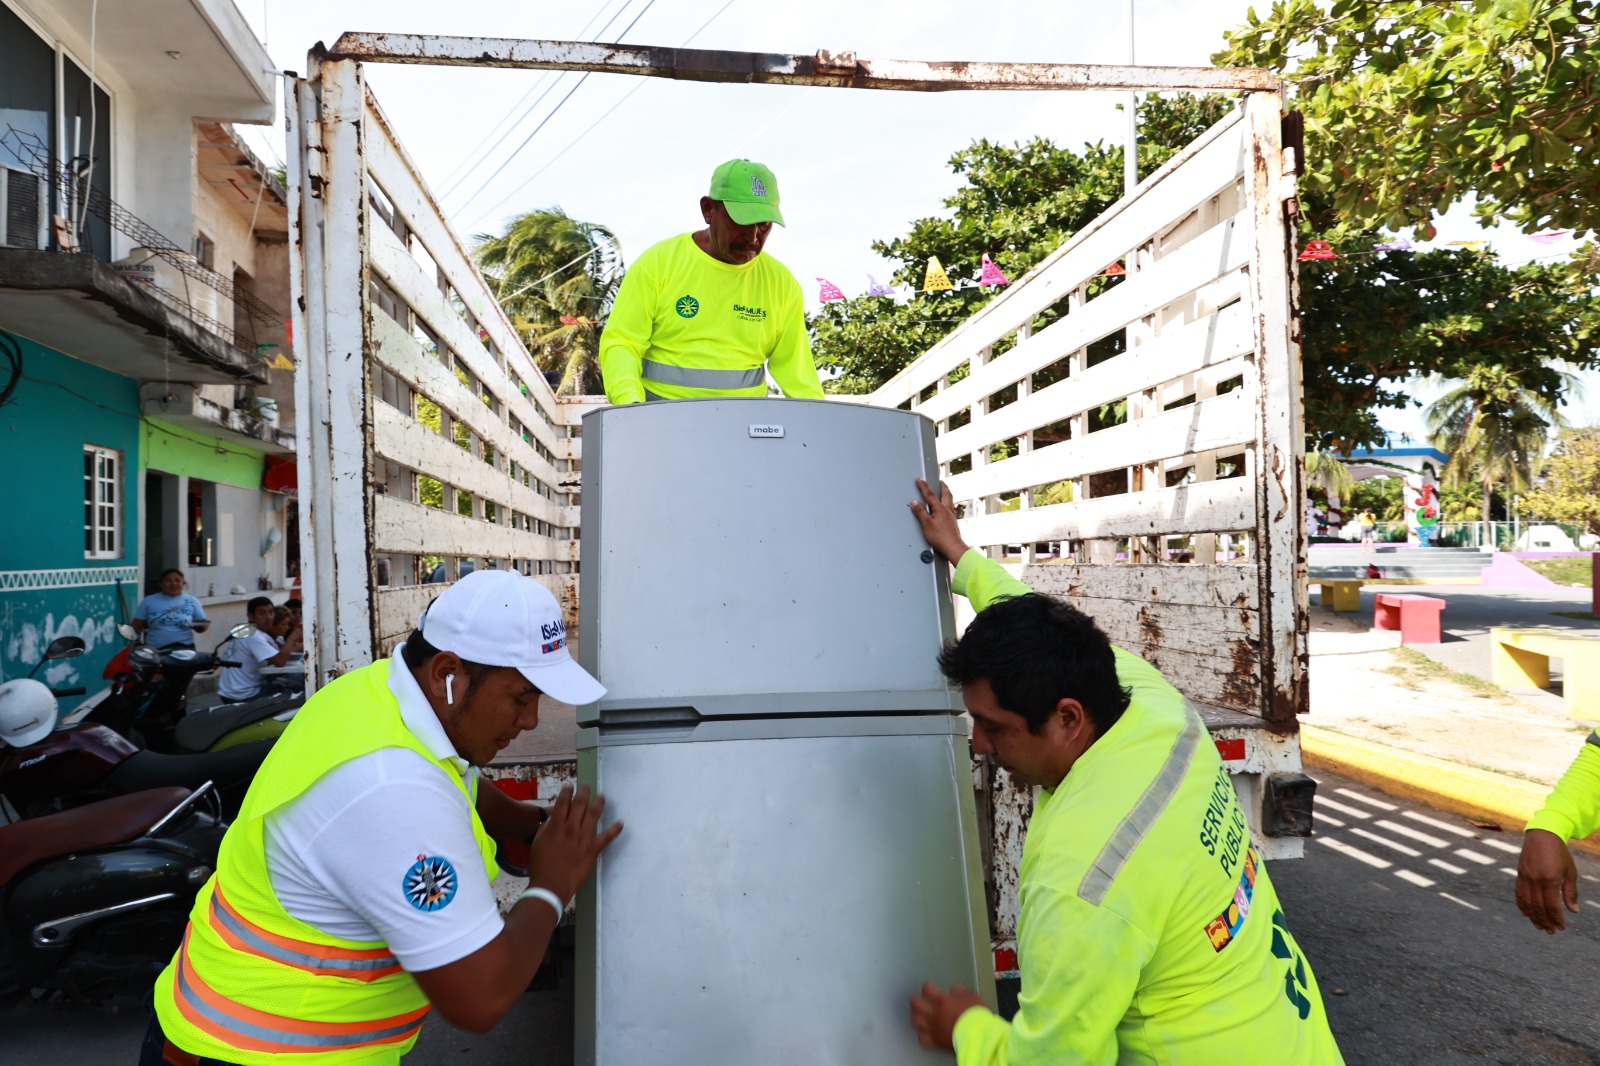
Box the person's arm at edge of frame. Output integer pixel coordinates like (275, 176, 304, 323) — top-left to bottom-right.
(910, 477, 1029, 610)
(766, 277, 824, 399)
(190, 595, 211, 633)
(1517, 734, 1600, 933)
(410, 785, 622, 1032)
(598, 257, 652, 405)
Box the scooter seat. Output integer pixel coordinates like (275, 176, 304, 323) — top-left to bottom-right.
(104, 741, 273, 798)
(175, 696, 296, 753)
(0, 787, 190, 885)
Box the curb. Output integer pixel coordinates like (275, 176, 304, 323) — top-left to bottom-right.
(1300, 724, 1600, 857)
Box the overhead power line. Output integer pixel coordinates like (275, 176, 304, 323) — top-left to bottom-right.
(435, 0, 630, 198)
(452, 0, 661, 218)
(466, 0, 739, 227)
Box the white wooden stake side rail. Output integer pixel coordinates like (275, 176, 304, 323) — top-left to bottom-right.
(288, 58, 595, 686)
(865, 104, 1306, 724)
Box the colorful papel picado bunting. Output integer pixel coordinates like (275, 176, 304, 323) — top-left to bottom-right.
(979, 255, 1010, 287)
(923, 257, 954, 292)
(817, 278, 847, 302)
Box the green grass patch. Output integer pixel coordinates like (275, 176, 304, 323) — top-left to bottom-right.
(1524, 557, 1595, 588)
(1380, 647, 1509, 699)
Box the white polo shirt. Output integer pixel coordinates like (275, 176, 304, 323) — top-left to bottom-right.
(261, 647, 503, 972)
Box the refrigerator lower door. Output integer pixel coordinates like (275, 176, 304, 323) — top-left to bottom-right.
(575, 715, 993, 1065)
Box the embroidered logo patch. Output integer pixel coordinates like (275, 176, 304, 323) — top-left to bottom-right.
(750, 175, 768, 198)
(403, 854, 459, 912)
(675, 295, 700, 318)
(733, 302, 766, 322)
(1203, 846, 1258, 952)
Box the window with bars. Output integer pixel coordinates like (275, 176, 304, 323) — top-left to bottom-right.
(83, 445, 121, 558)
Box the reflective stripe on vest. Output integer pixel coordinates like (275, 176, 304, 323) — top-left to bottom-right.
(172, 930, 430, 1055)
(640, 357, 766, 391)
(208, 883, 404, 982)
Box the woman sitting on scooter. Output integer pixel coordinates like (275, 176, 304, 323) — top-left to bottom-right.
(132, 569, 210, 650)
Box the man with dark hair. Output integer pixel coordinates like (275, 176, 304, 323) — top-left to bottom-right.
(145, 570, 619, 1063)
(907, 478, 1343, 1066)
(218, 597, 301, 703)
(132, 568, 210, 649)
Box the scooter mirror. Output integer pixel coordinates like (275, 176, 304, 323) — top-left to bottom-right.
(117, 623, 139, 641)
(43, 636, 86, 660)
(229, 623, 258, 639)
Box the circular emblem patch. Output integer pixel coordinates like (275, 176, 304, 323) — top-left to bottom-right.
(403, 854, 458, 912)
(675, 295, 700, 318)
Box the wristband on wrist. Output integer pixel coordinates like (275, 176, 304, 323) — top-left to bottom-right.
(518, 886, 565, 919)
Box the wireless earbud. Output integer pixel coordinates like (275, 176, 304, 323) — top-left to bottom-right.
(445, 674, 455, 706)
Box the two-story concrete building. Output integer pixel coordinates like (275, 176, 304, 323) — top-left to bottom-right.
(0, 0, 298, 702)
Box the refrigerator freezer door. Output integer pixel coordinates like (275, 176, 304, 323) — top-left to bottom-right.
(576, 718, 994, 1065)
(578, 399, 958, 720)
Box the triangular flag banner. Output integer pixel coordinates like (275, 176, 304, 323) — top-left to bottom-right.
(867, 274, 895, 297)
(979, 255, 1010, 287)
(1447, 240, 1488, 251)
(1374, 239, 1413, 252)
(1529, 231, 1571, 245)
(1100, 261, 1126, 277)
(817, 278, 847, 302)
(1298, 240, 1337, 261)
(923, 257, 953, 292)
(267, 353, 296, 370)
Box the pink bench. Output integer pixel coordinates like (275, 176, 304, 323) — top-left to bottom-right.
(1374, 593, 1446, 645)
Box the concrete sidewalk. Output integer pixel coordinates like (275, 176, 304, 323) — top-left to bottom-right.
(1305, 600, 1600, 851)
(1328, 584, 1598, 715)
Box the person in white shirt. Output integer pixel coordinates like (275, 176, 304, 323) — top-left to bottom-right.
(218, 596, 302, 703)
(144, 569, 618, 1062)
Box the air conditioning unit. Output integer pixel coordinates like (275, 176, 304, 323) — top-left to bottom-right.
(0, 165, 47, 250)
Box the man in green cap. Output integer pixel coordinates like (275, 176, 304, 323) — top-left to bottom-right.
(599, 159, 824, 405)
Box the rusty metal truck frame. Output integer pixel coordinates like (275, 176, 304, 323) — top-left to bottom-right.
(287, 34, 1307, 976)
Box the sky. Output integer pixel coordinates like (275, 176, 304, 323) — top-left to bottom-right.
(231, 0, 1599, 440)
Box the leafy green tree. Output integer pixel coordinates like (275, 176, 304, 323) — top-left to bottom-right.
(474, 207, 622, 395)
(1522, 426, 1600, 534)
(1426, 365, 1570, 524)
(1298, 242, 1600, 448)
(1215, 0, 1600, 236)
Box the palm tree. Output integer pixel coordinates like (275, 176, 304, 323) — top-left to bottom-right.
(473, 208, 623, 395)
(1425, 365, 1572, 525)
(1304, 448, 1356, 531)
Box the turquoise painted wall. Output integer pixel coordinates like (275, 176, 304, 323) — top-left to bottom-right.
(0, 336, 141, 704)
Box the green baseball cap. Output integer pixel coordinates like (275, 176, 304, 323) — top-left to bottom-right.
(708, 159, 785, 227)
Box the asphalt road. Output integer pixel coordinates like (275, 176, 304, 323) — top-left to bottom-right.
(8, 768, 1599, 1065)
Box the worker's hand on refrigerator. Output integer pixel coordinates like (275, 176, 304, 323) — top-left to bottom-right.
(1516, 828, 1579, 933)
(909, 981, 986, 1051)
(526, 784, 623, 903)
(910, 477, 970, 567)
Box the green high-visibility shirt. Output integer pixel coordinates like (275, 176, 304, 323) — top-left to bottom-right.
(947, 551, 1345, 1066)
(1526, 732, 1600, 841)
(599, 233, 824, 405)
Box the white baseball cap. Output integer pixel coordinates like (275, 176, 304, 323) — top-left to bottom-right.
(420, 569, 605, 707)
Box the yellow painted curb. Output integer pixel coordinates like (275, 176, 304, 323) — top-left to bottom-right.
(1300, 724, 1600, 857)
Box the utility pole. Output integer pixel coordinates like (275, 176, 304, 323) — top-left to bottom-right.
(1125, 0, 1138, 195)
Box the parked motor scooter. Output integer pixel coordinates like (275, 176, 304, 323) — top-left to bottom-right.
(0, 639, 272, 820)
(0, 783, 225, 1002)
(82, 623, 304, 755)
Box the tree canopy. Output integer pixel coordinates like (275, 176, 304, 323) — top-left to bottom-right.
(473, 207, 622, 395)
(1522, 425, 1600, 533)
(1214, 0, 1600, 236)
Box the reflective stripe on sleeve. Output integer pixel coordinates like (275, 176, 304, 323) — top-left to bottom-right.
(1078, 710, 1204, 906)
(172, 931, 429, 1055)
(207, 884, 404, 981)
(640, 358, 766, 391)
